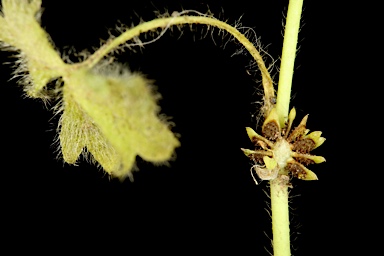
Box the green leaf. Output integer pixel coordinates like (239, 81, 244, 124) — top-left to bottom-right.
(60, 64, 180, 179)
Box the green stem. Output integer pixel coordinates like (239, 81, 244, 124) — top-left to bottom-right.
(275, 0, 304, 127)
(271, 1, 304, 256)
(270, 178, 291, 256)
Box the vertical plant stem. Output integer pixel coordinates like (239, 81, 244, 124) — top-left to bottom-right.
(270, 179, 291, 256)
(275, 0, 304, 126)
(271, 1, 304, 256)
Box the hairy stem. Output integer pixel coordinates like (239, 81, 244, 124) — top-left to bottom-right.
(270, 178, 291, 256)
(271, 1, 304, 256)
(275, 0, 303, 126)
(73, 13, 275, 112)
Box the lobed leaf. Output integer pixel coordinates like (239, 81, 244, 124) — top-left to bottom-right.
(60, 64, 180, 178)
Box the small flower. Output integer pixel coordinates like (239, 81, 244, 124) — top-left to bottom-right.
(241, 107, 325, 184)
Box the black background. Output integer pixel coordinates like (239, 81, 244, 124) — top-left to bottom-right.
(1, 0, 355, 255)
